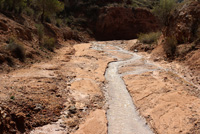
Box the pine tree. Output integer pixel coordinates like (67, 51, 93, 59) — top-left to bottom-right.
(0, 0, 27, 13)
(33, 0, 64, 22)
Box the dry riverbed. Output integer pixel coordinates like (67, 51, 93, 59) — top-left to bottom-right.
(0, 42, 113, 134)
(0, 41, 199, 134)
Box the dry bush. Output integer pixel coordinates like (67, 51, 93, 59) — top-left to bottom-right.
(163, 36, 177, 58)
(138, 32, 161, 44)
(6, 38, 26, 62)
(23, 7, 34, 17)
(43, 36, 56, 52)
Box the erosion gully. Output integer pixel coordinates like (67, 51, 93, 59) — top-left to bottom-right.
(92, 42, 154, 134)
(29, 41, 156, 134)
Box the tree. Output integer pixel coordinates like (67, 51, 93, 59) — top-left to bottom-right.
(33, 0, 64, 22)
(153, 0, 176, 26)
(0, 0, 27, 13)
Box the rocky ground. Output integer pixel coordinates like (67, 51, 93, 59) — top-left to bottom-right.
(0, 40, 200, 134)
(0, 42, 113, 134)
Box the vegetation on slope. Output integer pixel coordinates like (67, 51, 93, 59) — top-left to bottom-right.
(0, 0, 198, 65)
(136, 0, 200, 60)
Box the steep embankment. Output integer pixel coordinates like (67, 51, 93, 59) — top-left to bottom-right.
(165, 1, 200, 44)
(150, 1, 200, 86)
(165, 1, 200, 86)
(95, 7, 159, 40)
(0, 13, 88, 73)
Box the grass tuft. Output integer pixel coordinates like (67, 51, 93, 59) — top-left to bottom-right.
(138, 32, 161, 44)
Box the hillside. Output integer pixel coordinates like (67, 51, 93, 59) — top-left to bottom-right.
(0, 0, 161, 72)
(0, 0, 200, 134)
(129, 0, 200, 85)
(152, 0, 200, 86)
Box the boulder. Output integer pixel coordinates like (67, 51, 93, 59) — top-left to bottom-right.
(44, 23, 86, 42)
(0, 107, 26, 134)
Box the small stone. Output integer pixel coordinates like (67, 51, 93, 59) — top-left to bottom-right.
(163, 77, 168, 82)
(69, 106, 76, 114)
(75, 102, 85, 110)
(34, 104, 43, 111)
(66, 118, 79, 128)
(59, 123, 66, 128)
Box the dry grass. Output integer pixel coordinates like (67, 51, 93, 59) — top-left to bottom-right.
(138, 32, 161, 44)
(163, 36, 177, 58)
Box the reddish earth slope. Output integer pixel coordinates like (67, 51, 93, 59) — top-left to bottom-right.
(95, 7, 159, 40)
(164, 1, 200, 85)
(165, 1, 200, 44)
(148, 1, 200, 86)
(0, 13, 88, 73)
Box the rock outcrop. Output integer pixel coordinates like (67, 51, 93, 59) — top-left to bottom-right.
(95, 7, 159, 40)
(164, 1, 200, 44)
(0, 14, 34, 42)
(44, 23, 87, 43)
(154, 1, 200, 86)
(0, 106, 26, 134)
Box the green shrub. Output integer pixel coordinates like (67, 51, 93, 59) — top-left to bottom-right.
(153, 0, 176, 26)
(43, 36, 56, 52)
(10, 96, 15, 100)
(163, 36, 177, 58)
(23, 7, 34, 16)
(35, 24, 56, 51)
(6, 38, 26, 62)
(35, 24, 44, 44)
(64, 16, 74, 25)
(0, 0, 27, 13)
(55, 18, 63, 27)
(33, 0, 64, 22)
(138, 32, 161, 44)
